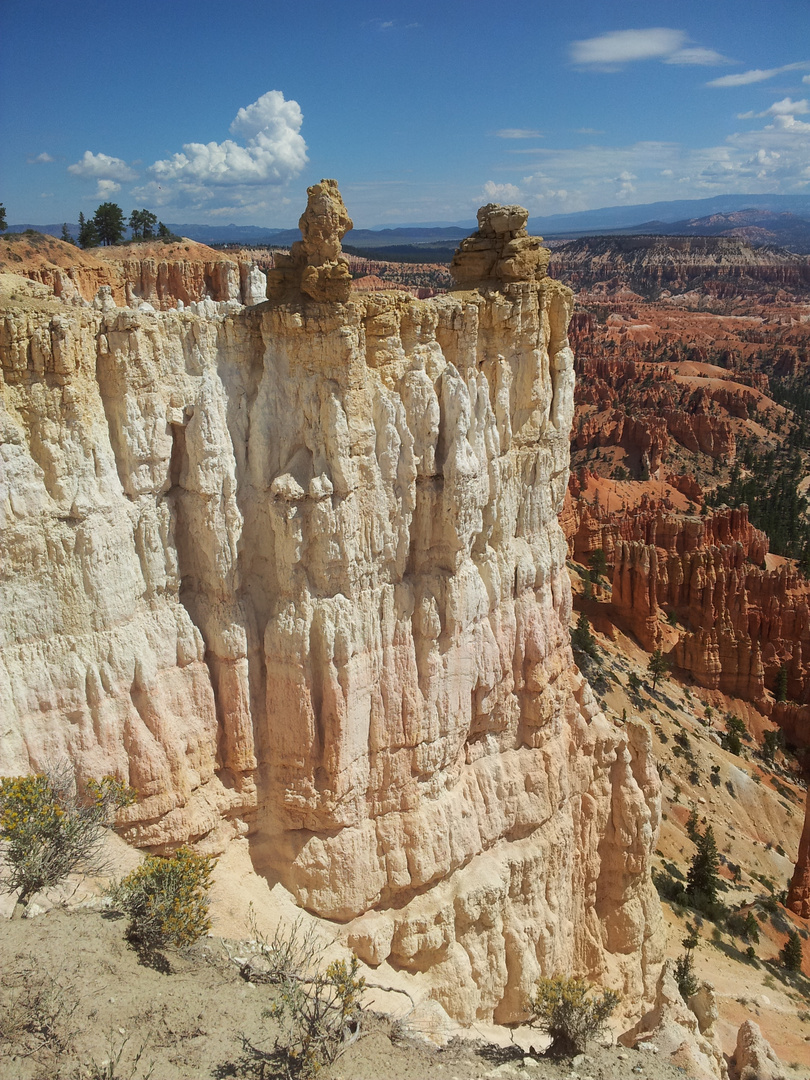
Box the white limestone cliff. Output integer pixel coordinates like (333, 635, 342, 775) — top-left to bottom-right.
(0, 182, 663, 1023)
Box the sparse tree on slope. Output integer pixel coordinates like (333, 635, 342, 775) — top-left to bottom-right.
(781, 929, 803, 972)
(647, 648, 670, 690)
(0, 203, 6, 231)
(686, 824, 721, 909)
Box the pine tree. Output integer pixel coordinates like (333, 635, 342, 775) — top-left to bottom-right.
(571, 612, 597, 659)
(77, 212, 98, 249)
(781, 930, 803, 972)
(686, 825, 721, 909)
(647, 648, 670, 690)
(92, 202, 125, 246)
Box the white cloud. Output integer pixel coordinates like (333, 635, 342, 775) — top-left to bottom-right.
(570, 28, 730, 70)
(495, 128, 542, 139)
(804, 74, 810, 84)
(143, 90, 307, 209)
(28, 152, 53, 164)
(707, 61, 809, 87)
(96, 179, 121, 198)
(68, 151, 137, 182)
(504, 102, 810, 215)
(575, 128, 605, 135)
(664, 47, 729, 66)
(738, 97, 810, 120)
(766, 97, 809, 115)
(482, 181, 522, 201)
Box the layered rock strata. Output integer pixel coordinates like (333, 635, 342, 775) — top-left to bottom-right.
(0, 233, 266, 310)
(0, 183, 662, 1022)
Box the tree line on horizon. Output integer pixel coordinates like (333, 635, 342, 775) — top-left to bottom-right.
(67, 203, 180, 248)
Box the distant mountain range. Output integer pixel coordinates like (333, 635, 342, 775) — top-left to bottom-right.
(8, 193, 810, 253)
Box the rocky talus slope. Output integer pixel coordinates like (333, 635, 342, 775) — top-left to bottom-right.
(0, 185, 664, 1024)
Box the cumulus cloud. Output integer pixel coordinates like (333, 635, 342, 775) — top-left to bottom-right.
(68, 151, 137, 182)
(495, 129, 542, 139)
(96, 179, 121, 199)
(708, 61, 809, 87)
(739, 97, 810, 120)
(570, 28, 730, 69)
(482, 181, 522, 201)
(28, 152, 53, 164)
(142, 90, 307, 208)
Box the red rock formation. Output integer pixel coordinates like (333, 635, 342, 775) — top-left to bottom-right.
(789, 789, 810, 917)
(0, 232, 257, 308)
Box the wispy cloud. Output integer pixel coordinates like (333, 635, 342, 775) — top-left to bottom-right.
(27, 152, 53, 164)
(494, 128, 542, 139)
(707, 61, 809, 87)
(570, 28, 731, 70)
(365, 18, 420, 31)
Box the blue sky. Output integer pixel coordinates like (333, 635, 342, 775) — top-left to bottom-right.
(2, 0, 809, 227)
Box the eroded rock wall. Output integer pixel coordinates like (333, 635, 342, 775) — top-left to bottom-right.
(0, 187, 662, 1023)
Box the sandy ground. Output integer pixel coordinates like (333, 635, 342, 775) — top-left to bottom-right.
(0, 906, 729, 1080)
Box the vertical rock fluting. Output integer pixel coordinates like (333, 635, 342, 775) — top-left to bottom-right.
(0, 183, 663, 1022)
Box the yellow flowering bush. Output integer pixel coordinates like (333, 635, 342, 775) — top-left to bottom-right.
(526, 974, 620, 1056)
(0, 766, 135, 909)
(109, 847, 216, 949)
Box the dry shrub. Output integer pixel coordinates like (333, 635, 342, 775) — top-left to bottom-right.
(109, 847, 216, 951)
(239, 916, 366, 1078)
(526, 973, 620, 1056)
(0, 957, 81, 1062)
(0, 763, 134, 910)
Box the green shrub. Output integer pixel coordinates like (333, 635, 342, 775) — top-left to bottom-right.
(267, 955, 366, 1077)
(781, 930, 803, 972)
(674, 931, 700, 1000)
(110, 847, 216, 949)
(526, 974, 620, 1056)
(571, 613, 598, 659)
(0, 765, 134, 910)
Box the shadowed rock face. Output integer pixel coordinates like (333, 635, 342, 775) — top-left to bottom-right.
(0, 184, 663, 1023)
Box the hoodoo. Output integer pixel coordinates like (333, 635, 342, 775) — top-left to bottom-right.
(0, 181, 662, 1022)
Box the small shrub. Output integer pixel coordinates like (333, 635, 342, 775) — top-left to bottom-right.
(110, 847, 216, 950)
(674, 930, 700, 1000)
(526, 974, 620, 1056)
(0, 765, 134, 910)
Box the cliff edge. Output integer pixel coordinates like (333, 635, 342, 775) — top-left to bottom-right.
(0, 182, 662, 1023)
